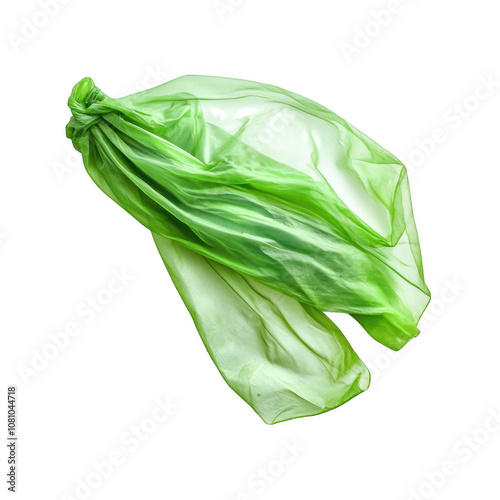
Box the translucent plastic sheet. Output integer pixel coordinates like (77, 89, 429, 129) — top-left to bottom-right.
(66, 76, 430, 423)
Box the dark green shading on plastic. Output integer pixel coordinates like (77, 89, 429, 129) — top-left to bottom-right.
(66, 75, 430, 424)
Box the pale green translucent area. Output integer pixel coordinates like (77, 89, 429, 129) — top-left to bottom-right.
(67, 76, 430, 423)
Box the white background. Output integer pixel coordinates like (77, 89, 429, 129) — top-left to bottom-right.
(2, 0, 500, 499)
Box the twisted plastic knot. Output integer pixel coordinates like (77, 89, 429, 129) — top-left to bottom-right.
(66, 77, 106, 141)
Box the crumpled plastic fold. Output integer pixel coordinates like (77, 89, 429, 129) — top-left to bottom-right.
(66, 75, 430, 424)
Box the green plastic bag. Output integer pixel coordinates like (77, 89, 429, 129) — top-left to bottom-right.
(66, 75, 430, 423)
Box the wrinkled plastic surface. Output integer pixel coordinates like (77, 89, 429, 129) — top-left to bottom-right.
(67, 75, 430, 423)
